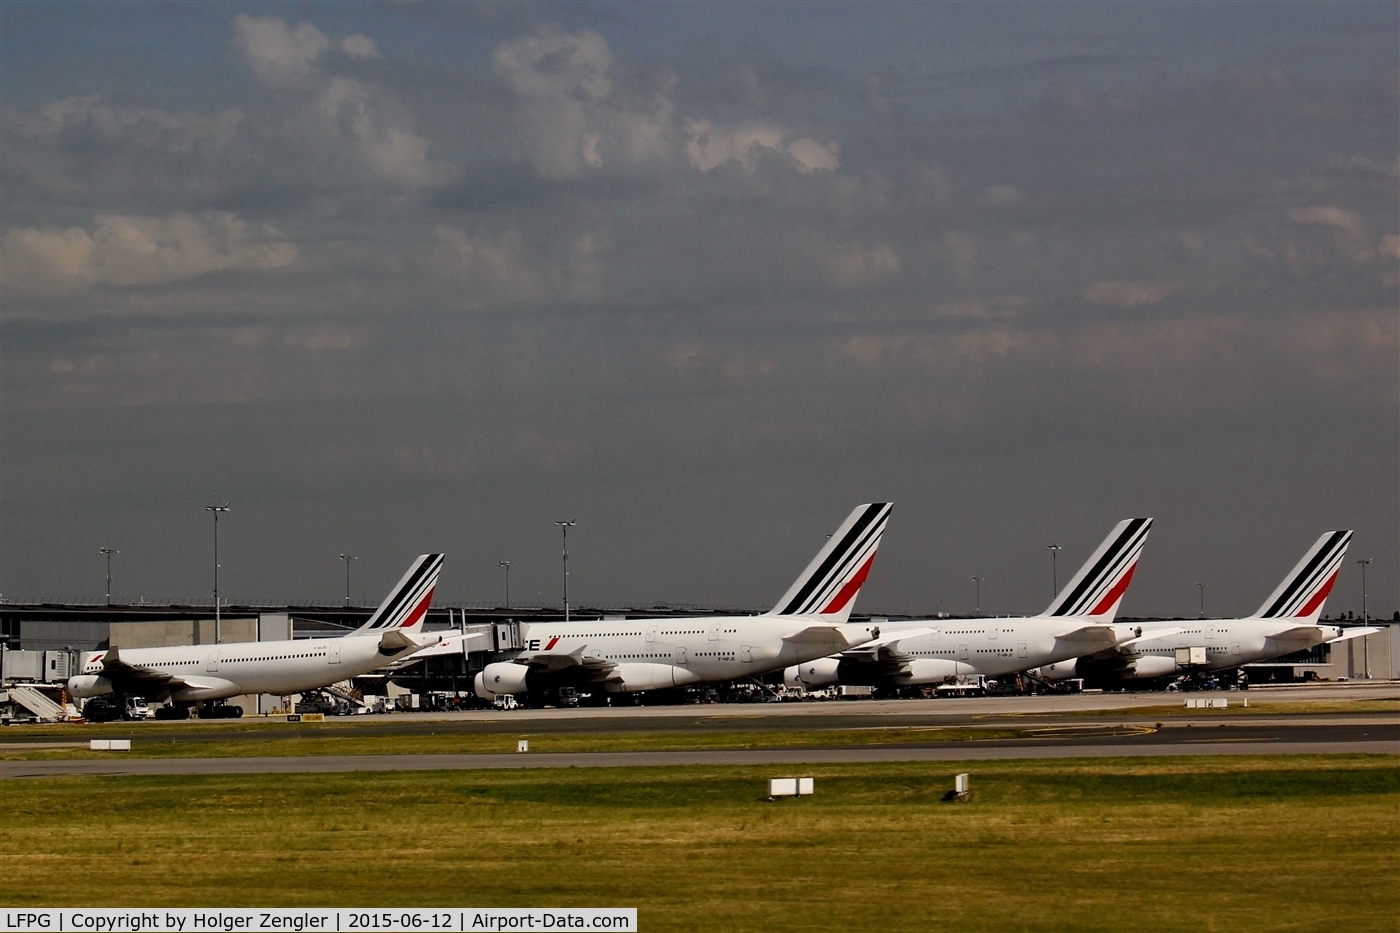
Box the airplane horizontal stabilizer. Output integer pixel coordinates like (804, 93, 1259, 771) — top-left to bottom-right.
(840, 627, 936, 659)
(377, 630, 441, 653)
(782, 624, 876, 652)
(1324, 626, 1382, 644)
(1053, 625, 1125, 650)
(1114, 626, 1185, 649)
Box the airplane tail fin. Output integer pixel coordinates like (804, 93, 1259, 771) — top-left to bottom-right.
(1251, 531, 1352, 623)
(353, 554, 444, 635)
(768, 502, 891, 625)
(1042, 518, 1153, 620)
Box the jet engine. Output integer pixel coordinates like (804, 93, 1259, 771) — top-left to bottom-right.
(784, 657, 841, 689)
(474, 662, 531, 699)
(66, 674, 112, 698)
(602, 663, 701, 693)
(902, 659, 964, 685)
(1126, 655, 1180, 679)
(1036, 660, 1079, 681)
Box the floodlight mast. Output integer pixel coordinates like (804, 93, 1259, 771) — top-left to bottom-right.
(339, 554, 356, 607)
(554, 521, 576, 624)
(204, 504, 230, 643)
(1045, 544, 1062, 597)
(498, 560, 513, 609)
(99, 548, 119, 606)
(1196, 583, 1208, 619)
(971, 576, 984, 616)
(1357, 558, 1372, 679)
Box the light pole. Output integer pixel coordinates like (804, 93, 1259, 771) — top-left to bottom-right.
(554, 521, 576, 623)
(339, 554, 356, 607)
(498, 561, 512, 609)
(972, 576, 984, 616)
(1196, 583, 1208, 619)
(1358, 558, 1372, 679)
(99, 548, 119, 606)
(1045, 544, 1062, 597)
(204, 504, 230, 644)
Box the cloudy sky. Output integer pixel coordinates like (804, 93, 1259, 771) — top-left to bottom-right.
(2, 2, 1395, 619)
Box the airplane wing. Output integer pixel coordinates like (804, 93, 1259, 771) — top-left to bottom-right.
(518, 645, 617, 674)
(96, 647, 186, 691)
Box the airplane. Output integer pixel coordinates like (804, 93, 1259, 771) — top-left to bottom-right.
(1038, 530, 1374, 685)
(783, 518, 1154, 692)
(473, 503, 892, 704)
(68, 554, 445, 720)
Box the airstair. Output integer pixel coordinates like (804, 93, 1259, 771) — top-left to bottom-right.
(6, 685, 67, 721)
(322, 681, 369, 709)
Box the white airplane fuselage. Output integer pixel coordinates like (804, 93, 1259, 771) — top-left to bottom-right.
(1101, 619, 1349, 679)
(788, 618, 1135, 688)
(480, 615, 879, 695)
(67, 634, 431, 703)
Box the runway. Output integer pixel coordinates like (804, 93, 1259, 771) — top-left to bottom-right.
(4, 723, 1393, 778)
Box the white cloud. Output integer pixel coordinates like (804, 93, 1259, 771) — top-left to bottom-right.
(494, 29, 614, 101)
(686, 119, 839, 174)
(493, 29, 677, 180)
(490, 28, 841, 182)
(1289, 205, 1376, 261)
(231, 15, 452, 190)
(12, 95, 244, 151)
(1084, 280, 1174, 307)
(1, 212, 297, 294)
(5, 95, 246, 197)
(827, 243, 901, 288)
(232, 15, 332, 90)
(1290, 206, 1367, 242)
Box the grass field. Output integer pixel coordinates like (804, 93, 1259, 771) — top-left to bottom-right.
(3, 755, 1395, 932)
(0, 725, 1045, 759)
